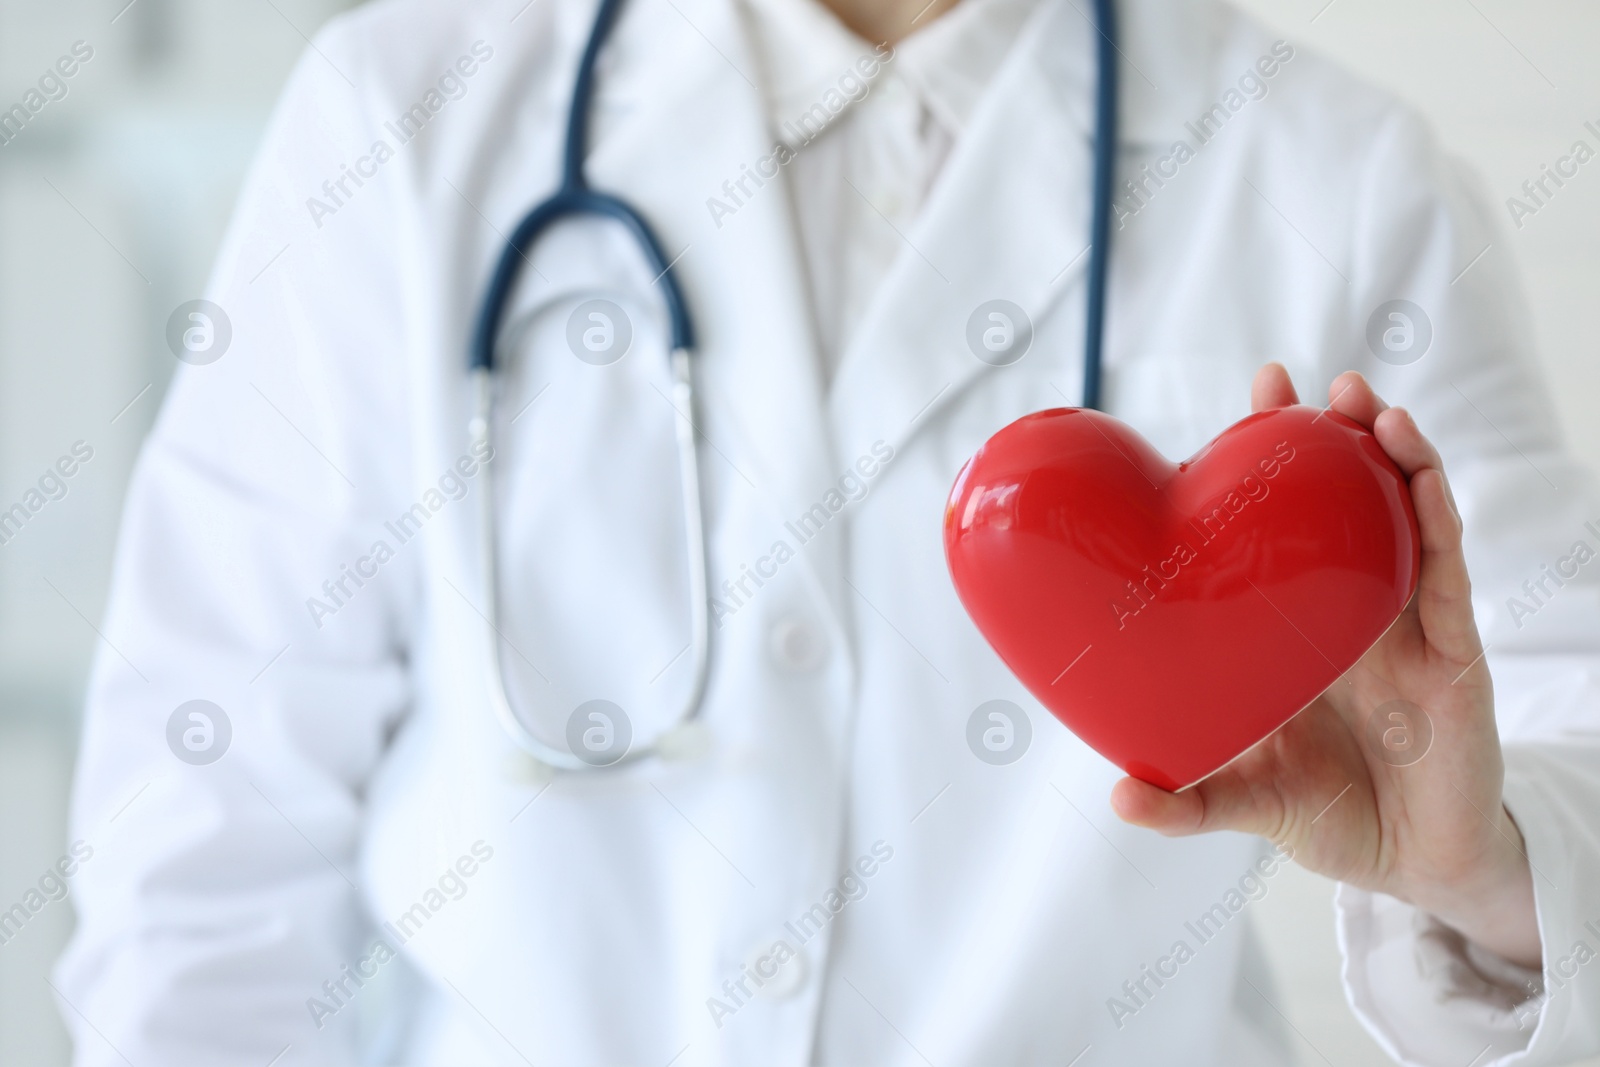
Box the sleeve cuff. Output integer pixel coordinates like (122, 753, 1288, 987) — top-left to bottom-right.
(1334, 752, 1597, 1066)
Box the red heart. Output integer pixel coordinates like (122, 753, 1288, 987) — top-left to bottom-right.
(944, 405, 1419, 791)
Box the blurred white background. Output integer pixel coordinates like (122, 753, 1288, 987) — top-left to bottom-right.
(0, 0, 1594, 1063)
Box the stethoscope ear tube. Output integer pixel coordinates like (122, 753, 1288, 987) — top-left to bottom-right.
(666, 346, 713, 725)
(1081, 0, 1118, 411)
(470, 367, 590, 770)
(471, 355, 711, 771)
(466, 0, 706, 769)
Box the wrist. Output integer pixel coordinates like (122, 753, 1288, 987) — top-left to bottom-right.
(1402, 806, 1542, 970)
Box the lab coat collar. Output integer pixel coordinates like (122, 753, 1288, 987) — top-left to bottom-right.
(826, 0, 1218, 467)
(734, 0, 1210, 151)
(738, 0, 1046, 149)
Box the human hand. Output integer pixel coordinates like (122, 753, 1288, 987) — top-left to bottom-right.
(1110, 364, 1541, 968)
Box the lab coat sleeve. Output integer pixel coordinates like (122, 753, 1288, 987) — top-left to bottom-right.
(53, 17, 418, 1067)
(1328, 105, 1600, 1067)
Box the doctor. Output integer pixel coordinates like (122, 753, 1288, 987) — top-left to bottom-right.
(55, 0, 1600, 1062)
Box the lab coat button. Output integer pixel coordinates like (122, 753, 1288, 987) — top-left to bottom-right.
(769, 618, 827, 673)
(747, 940, 808, 1000)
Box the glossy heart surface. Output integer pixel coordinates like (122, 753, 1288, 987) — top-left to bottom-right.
(944, 405, 1420, 791)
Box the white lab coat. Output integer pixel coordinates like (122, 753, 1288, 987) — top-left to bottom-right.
(55, 0, 1600, 1063)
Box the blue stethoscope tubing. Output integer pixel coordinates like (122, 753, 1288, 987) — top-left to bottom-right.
(1083, 0, 1117, 411)
(470, 0, 1118, 768)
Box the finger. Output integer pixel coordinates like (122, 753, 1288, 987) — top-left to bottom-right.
(1251, 362, 1299, 413)
(1327, 371, 1389, 431)
(1372, 406, 1445, 479)
(1409, 465, 1482, 665)
(1367, 408, 1479, 662)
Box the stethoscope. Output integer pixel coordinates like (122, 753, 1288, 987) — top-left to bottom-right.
(469, 0, 1119, 770)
